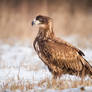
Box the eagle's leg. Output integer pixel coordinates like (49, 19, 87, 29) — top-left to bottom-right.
(51, 75, 58, 88)
(77, 71, 80, 77)
(51, 68, 62, 88)
(81, 66, 85, 84)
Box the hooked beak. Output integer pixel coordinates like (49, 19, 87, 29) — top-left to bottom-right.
(32, 19, 40, 26)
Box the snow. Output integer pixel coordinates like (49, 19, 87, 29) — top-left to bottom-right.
(0, 37, 92, 92)
(0, 43, 51, 82)
(84, 48, 92, 61)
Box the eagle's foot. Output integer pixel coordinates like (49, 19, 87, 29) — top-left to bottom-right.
(51, 76, 58, 88)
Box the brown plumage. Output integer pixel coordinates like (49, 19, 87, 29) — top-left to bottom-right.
(32, 15, 92, 79)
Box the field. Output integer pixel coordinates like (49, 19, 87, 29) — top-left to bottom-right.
(0, 0, 92, 92)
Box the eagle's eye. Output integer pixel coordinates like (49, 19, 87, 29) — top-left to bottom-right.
(36, 15, 48, 24)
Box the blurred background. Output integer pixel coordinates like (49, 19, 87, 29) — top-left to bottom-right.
(0, 0, 92, 47)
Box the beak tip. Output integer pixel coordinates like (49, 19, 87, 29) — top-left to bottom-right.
(32, 21, 34, 26)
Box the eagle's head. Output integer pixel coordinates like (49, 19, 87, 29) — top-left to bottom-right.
(32, 15, 52, 28)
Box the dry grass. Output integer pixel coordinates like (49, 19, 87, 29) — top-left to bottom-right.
(1, 77, 92, 91)
(1, 79, 33, 91)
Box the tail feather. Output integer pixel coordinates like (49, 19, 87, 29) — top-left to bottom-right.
(84, 59, 92, 76)
(80, 57, 92, 77)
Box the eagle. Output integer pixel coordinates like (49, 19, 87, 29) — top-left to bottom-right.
(32, 15, 92, 79)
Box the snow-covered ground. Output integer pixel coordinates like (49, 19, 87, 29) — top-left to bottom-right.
(0, 37, 92, 92)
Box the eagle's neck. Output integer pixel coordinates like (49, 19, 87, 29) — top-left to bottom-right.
(37, 22, 54, 40)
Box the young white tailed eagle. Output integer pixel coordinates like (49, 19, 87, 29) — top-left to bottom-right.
(32, 15, 92, 79)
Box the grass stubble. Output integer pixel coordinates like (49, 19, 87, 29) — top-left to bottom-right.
(0, 75, 92, 92)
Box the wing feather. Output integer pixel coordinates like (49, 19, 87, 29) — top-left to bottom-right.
(53, 37, 85, 56)
(43, 39, 83, 71)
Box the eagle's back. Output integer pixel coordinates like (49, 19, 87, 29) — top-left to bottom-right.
(42, 39, 83, 71)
